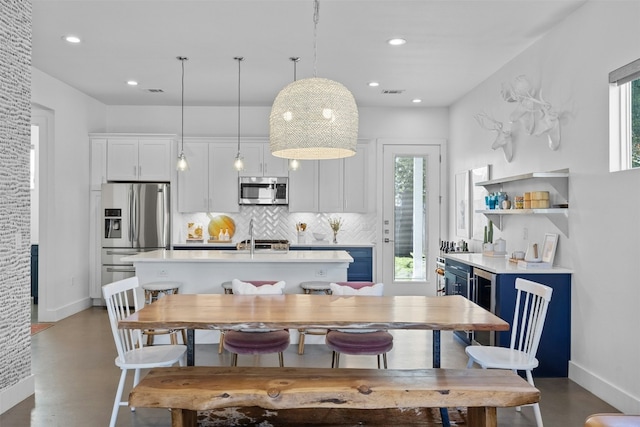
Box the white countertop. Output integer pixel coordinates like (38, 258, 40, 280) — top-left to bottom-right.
(173, 242, 374, 248)
(443, 252, 572, 274)
(123, 249, 354, 264)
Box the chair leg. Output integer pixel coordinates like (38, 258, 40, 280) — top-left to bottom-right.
(146, 332, 153, 346)
(278, 352, 285, 367)
(170, 332, 177, 345)
(298, 330, 306, 355)
(334, 352, 340, 368)
(331, 351, 336, 368)
(466, 357, 475, 368)
(109, 369, 127, 427)
(180, 329, 187, 345)
(231, 353, 238, 367)
(377, 354, 381, 369)
(383, 353, 388, 369)
(525, 370, 543, 427)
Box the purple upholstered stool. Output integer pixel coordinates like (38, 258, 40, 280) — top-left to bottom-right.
(326, 330, 393, 368)
(221, 279, 289, 367)
(224, 329, 290, 367)
(325, 282, 392, 369)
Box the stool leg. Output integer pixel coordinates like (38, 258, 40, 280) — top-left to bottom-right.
(278, 352, 285, 367)
(231, 353, 238, 367)
(383, 353, 388, 369)
(180, 329, 187, 345)
(170, 333, 177, 345)
(298, 330, 306, 355)
(218, 330, 226, 354)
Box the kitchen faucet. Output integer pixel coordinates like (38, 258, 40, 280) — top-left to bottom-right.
(249, 218, 255, 258)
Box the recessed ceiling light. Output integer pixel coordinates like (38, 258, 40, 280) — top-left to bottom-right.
(387, 38, 406, 46)
(412, 99, 422, 103)
(127, 80, 138, 86)
(368, 82, 380, 87)
(63, 35, 81, 44)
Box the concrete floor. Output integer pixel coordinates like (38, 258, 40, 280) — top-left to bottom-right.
(2, 306, 619, 427)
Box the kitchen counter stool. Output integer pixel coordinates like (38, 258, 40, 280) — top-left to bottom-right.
(141, 282, 187, 346)
(298, 281, 332, 354)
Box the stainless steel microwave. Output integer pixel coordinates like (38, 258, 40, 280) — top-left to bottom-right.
(238, 177, 288, 205)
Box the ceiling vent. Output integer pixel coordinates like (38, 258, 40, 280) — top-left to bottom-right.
(381, 89, 404, 94)
(145, 88, 164, 93)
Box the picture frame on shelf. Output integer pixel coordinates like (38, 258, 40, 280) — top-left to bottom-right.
(541, 233, 559, 265)
(470, 165, 491, 241)
(455, 170, 470, 238)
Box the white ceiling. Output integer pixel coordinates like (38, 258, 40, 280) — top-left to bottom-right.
(31, 0, 587, 108)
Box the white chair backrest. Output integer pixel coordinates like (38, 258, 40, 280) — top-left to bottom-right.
(510, 278, 553, 362)
(102, 277, 143, 361)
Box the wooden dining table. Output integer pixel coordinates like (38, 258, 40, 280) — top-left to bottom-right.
(119, 293, 508, 368)
(120, 293, 509, 427)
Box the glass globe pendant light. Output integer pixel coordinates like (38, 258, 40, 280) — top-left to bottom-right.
(233, 57, 245, 171)
(176, 56, 189, 171)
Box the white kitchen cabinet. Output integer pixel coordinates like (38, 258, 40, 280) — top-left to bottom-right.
(288, 160, 319, 212)
(238, 141, 288, 177)
(90, 138, 107, 190)
(344, 142, 373, 213)
(318, 159, 344, 212)
(177, 140, 239, 213)
(289, 141, 374, 213)
(89, 190, 102, 300)
(106, 137, 173, 182)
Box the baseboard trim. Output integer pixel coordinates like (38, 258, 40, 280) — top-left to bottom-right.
(0, 374, 35, 414)
(569, 361, 640, 413)
(38, 297, 92, 322)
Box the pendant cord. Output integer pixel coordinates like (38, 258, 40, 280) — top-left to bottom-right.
(235, 57, 244, 156)
(313, 0, 319, 78)
(181, 59, 184, 152)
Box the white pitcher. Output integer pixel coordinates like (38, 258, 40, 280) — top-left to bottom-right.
(494, 238, 506, 254)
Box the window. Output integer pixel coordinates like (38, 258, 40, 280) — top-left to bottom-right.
(609, 58, 640, 171)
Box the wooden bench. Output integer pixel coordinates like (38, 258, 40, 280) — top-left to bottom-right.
(129, 366, 540, 427)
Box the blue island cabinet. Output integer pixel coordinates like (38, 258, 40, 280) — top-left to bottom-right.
(290, 246, 373, 282)
(494, 273, 571, 378)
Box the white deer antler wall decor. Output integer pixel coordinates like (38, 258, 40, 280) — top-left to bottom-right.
(474, 113, 513, 162)
(501, 75, 561, 150)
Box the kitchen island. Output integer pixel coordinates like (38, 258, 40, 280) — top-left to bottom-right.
(124, 249, 353, 295)
(124, 249, 353, 345)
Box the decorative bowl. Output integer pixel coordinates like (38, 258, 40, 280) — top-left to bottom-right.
(313, 232, 326, 241)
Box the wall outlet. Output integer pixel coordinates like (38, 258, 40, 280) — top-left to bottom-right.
(157, 269, 168, 277)
(315, 269, 327, 277)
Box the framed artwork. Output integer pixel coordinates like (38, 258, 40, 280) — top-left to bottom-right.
(541, 233, 559, 265)
(455, 170, 470, 238)
(471, 165, 491, 241)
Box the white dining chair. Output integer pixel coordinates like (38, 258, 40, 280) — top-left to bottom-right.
(465, 277, 553, 427)
(102, 277, 186, 427)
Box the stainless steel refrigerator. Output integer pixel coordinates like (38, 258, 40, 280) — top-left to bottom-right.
(100, 183, 170, 286)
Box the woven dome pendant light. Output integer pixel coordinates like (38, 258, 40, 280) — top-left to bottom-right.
(270, 0, 358, 160)
(176, 56, 189, 171)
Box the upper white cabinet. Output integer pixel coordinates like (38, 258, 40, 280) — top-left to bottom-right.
(288, 160, 319, 212)
(177, 139, 239, 213)
(238, 140, 288, 177)
(105, 136, 173, 182)
(90, 138, 107, 190)
(289, 141, 374, 213)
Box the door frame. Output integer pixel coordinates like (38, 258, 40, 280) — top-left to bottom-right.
(375, 138, 446, 296)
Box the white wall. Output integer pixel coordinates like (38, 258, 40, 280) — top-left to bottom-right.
(31, 68, 107, 322)
(449, 1, 640, 413)
(106, 105, 449, 139)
